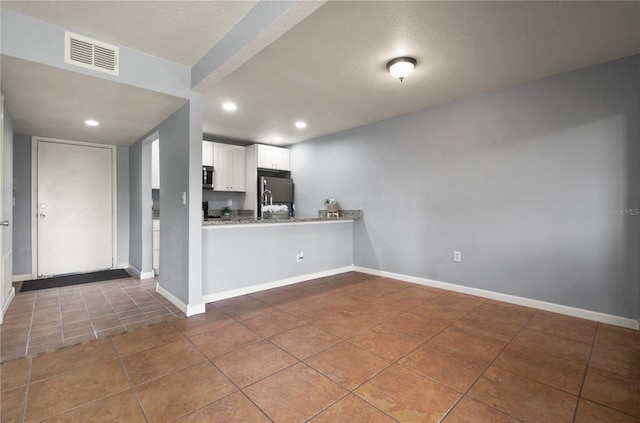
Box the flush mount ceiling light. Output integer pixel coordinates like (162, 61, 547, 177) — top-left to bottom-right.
(222, 102, 237, 112)
(295, 121, 307, 129)
(386, 57, 417, 82)
(84, 119, 100, 126)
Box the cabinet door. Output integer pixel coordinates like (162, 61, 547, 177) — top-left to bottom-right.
(151, 139, 160, 189)
(202, 141, 214, 167)
(213, 143, 229, 191)
(229, 146, 246, 192)
(272, 148, 290, 171)
(257, 145, 273, 169)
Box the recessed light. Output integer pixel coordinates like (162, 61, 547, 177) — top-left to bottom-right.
(222, 102, 237, 112)
(295, 121, 307, 129)
(84, 119, 100, 126)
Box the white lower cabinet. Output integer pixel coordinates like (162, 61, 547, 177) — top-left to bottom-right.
(152, 219, 159, 275)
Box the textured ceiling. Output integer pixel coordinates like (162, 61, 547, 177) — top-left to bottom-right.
(202, 1, 640, 144)
(1, 1, 639, 147)
(1, 0, 257, 66)
(1, 56, 186, 145)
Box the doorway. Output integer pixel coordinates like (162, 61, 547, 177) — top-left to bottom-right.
(32, 137, 116, 277)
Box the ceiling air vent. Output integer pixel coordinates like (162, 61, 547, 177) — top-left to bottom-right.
(64, 31, 119, 76)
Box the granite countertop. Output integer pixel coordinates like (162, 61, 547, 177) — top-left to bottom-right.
(202, 210, 363, 226)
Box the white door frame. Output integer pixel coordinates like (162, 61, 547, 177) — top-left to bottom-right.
(31, 136, 117, 277)
(0, 93, 14, 324)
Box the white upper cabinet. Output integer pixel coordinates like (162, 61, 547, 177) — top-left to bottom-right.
(151, 139, 160, 189)
(202, 141, 214, 167)
(213, 143, 245, 192)
(257, 144, 290, 171)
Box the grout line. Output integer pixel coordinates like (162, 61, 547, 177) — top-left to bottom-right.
(56, 288, 64, 346)
(572, 322, 599, 423)
(437, 309, 538, 422)
(20, 356, 33, 423)
(23, 293, 37, 357)
(78, 285, 100, 340)
(109, 337, 150, 423)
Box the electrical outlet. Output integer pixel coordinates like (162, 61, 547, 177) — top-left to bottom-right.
(297, 251, 304, 262)
(453, 251, 461, 262)
(227, 199, 232, 207)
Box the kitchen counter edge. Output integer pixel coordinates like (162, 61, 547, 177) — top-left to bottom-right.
(202, 210, 363, 227)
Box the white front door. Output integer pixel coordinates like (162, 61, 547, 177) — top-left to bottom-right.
(36, 139, 114, 276)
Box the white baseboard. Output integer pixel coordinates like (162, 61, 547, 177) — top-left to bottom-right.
(128, 265, 155, 280)
(355, 266, 639, 330)
(202, 266, 355, 304)
(156, 283, 205, 317)
(12, 274, 34, 282)
(116, 262, 129, 270)
(1, 287, 15, 325)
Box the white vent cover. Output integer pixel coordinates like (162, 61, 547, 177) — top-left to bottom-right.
(64, 31, 119, 76)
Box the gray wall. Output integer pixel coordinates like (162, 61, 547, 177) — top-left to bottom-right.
(128, 136, 153, 273)
(291, 55, 640, 320)
(157, 101, 202, 305)
(12, 134, 31, 275)
(130, 100, 202, 306)
(202, 222, 353, 295)
(12, 136, 131, 276)
(116, 146, 130, 267)
(3, 103, 14, 256)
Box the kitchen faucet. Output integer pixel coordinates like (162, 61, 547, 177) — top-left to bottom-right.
(262, 189, 273, 207)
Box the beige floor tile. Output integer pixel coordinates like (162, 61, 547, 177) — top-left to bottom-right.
(25, 360, 130, 422)
(213, 340, 297, 387)
(136, 361, 236, 422)
(493, 343, 586, 395)
(121, 338, 206, 385)
(305, 341, 390, 390)
(244, 362, 347, 422)
(443, 397, 519, 422)
(174, 391, 271, 423)
(39, 391, 146, 423)
(355, 364, 461, 422)
(269, 324, 341, 359)
(188, 322, 261, 358)
(399, 342, 487, 393)
(350, 325, 423, 361)
(468, 367, 578, 423)
(310, 394, 396, 422)
(111, 322, 184, 356)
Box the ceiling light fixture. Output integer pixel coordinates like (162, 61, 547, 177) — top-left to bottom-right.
(84, 119, 100, 126)
(222, 102, 237, 112)
(274, 136, 283, 142)
(386, 57, 417, 82)
(295, 121, 307, 129)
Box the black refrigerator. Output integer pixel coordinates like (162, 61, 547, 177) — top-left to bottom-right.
(259, 176, 294, 217)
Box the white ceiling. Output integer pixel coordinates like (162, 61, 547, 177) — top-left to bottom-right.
(1, 56, 186, 145)
(1, 1, 257, 66)
(2, 1, 639, 147)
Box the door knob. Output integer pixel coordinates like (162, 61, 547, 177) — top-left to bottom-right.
(1, 221, 8, 226)
(39, 214, 46, 218)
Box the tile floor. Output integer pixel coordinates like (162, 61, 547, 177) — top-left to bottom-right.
(1, 271, 639, 422)
(1, 275, 184, 362)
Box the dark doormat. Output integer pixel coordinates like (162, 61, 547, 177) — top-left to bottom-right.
(19, 269, 131, 292)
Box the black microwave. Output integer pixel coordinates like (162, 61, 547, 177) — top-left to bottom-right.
(203, 166, 214, 189)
